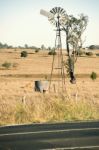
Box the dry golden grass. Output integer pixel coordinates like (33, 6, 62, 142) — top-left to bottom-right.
(0, 48, 99, 75)
(0, 88, 99, 125)
(0, 49, 99, 125)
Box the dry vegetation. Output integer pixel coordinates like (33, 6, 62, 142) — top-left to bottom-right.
(0, 49, 99, 125)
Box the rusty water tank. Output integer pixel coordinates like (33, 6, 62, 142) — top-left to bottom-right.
(35, 80, 49, 93)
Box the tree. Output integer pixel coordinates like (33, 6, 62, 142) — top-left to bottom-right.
(48, 46, 51, 51)
(89, 45, 99, 49)
(41, 44, 46, 50)
(0, 42, 3, 48)
(63, 14, 88, 83)
(24, 44, 28, 49)
(0, 42, 9, 49)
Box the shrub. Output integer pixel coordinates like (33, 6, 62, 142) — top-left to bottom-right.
(2, 62, 12, 69)
(86, 52, 93, 56)
(96, 53, 99, 56)
(77, 50, 84, 56)
(48, 50, 56, 55)
(35, 49, 39, 53)
(90, 72, 97, 80)
(78, 51, 82, 56)
(21, 51, 28, 57)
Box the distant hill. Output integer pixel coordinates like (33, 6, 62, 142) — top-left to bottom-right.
(89, 45, 99, 50)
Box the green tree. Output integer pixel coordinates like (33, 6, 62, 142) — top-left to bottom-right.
(41, 44, 46, 50)
(0, 42, 3, 48)
(24, 44, 28, 49)
(0, 42, 8, 49)
(48, 46, 51, 51)
(63, 14, 88, 83)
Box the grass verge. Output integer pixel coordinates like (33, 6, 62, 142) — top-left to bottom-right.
(0, 93, 99, 125)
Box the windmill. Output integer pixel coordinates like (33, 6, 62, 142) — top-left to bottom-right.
(40, 7, 68, 92)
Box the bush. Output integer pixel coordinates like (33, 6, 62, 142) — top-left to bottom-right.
(86, 52, 93, 56)
(90, 72, 97, 80)
(77, 50, 85, 56)
(72, 50, 85, 57)
(96, 53, 99, 56)
(2, 62, 12, 69)
(21, 51, 28, 57)
(48, 50, 56, 55)
(35, 49, 39, 53)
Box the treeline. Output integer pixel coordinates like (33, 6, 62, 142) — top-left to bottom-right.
(0, 42, 55, 51)
(0, 42, 13, 49)
(0, 42, 40, 50)
(89, 45, 99, 50)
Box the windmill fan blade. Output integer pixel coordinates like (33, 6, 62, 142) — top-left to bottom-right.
(50, 9, 54, 14)
(58, 7, 61, 13)
(56, 7, 58, 13)
(40, 9, 54, 18)
(61, 10, 66, 15)
(40, 7, 68, 26)
(51, 8, 56, 14)
(60, 8, 64, 14)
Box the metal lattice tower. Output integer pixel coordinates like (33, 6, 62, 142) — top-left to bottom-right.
(40, 7, 67, 92)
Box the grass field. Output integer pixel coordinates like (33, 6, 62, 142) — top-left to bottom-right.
(0, 49, 99, 125)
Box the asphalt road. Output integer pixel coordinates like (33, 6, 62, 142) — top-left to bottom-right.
(0, 121, 99, 150)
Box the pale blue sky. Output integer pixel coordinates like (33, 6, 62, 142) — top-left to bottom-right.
(0, 0, 99, 48)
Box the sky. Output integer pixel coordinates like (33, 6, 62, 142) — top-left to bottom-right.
(0, 0, 99, 48)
